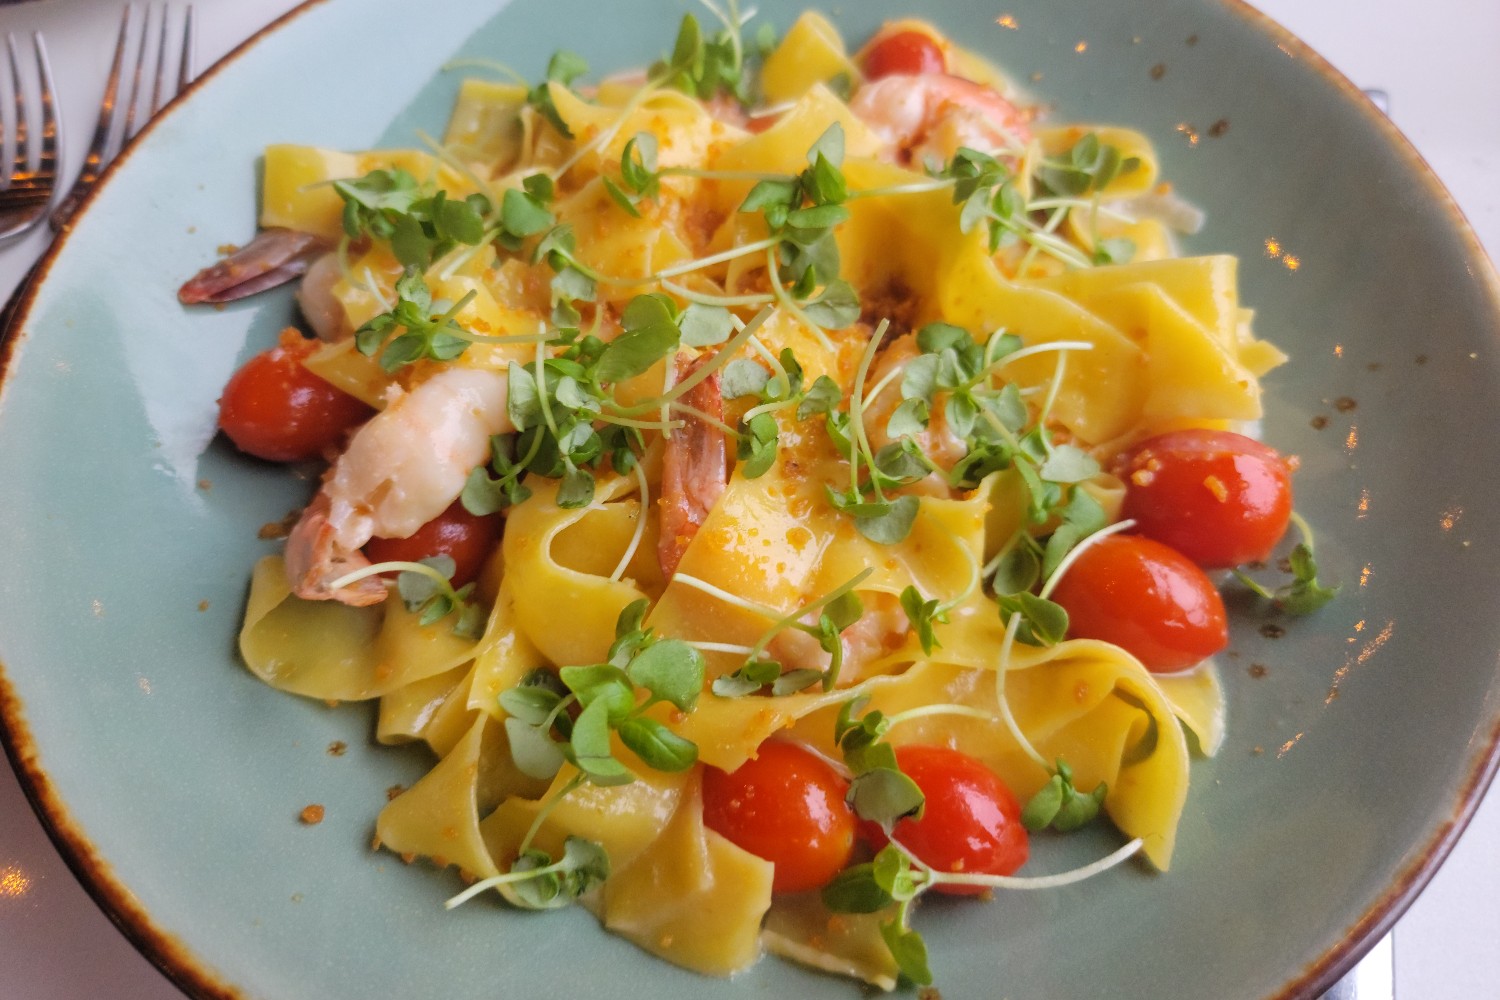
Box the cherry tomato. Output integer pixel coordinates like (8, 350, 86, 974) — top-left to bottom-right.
(1050, 534, 1228, 672)
(861, 745, 1027, 896)
(363, 500, 503, 588)
(217, 328, 373, 462)
(1119, 429, 1293, 569)
(701, 740, 856, 893)
(863, 30, 946, 79)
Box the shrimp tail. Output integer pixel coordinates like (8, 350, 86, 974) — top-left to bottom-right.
(178, 228, 333, 305)
(284, 492, 388, 607)
(657, 355, 728, 579)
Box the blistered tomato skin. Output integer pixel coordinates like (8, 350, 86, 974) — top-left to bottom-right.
(862, 30, 946, 78)
(363, 500, 503, 588)
(217, 328, 373, 462)
(861, 745, 1028, 896)
(1049, 534, 1229, 672)
(1120, 429, 1293, 569)
(701, 741, 856, 894)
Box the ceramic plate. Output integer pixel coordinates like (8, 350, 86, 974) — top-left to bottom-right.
(2, 1, 1497, 997)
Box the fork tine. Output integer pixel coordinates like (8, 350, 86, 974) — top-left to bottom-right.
(6, 34, 26, 185)
(179, 6, 196, 90)
(82, 8, 131, 191)
(0, 31, 60, 243)
(33, 33, 59, 186)
(148, 5, 168, 117)
(118, 5, 151, 148)
(50, 8, 132, 231)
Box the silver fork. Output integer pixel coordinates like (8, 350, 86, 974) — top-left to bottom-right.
(49, 4, 195, 233)
(0, 33, 60, 245)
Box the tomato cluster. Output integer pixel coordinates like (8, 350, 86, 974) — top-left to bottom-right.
(1052, 429, 1293, 672)
(702, 741, 1027, 895)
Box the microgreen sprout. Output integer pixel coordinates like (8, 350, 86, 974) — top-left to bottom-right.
(326, 556, 486, 638)
(333, 168, 493, 272)
(528, 50, 590, 139)
(671, 568, 873, 696)
(1232, 511, 1339, 614)
(823, 832, 1144, 985)
(444, 835, 610, 912)
(1021, 758, 1107, 833)
(353, 268, 474, 371)
(499, 600, 706, 790)
(649, 0, 769, 105)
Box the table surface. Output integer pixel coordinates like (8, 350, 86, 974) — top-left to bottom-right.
(0, 1, 1495, 998)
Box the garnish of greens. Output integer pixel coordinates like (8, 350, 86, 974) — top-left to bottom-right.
(1021, 758, 1107, 833)
(354, 268, 477, 373)
(451, 602, 705, 912)
(937, 133, 1141, 268)
(460, 294, 744, 514)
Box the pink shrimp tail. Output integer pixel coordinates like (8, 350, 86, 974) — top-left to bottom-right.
(284, 492, 388, 607)
(178, 228, 332, 305)
(657, 356, 728, 579)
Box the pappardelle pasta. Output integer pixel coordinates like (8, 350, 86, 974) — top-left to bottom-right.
(184, 7, 1334, 990)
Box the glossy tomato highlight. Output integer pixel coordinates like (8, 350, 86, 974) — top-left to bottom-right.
(1049, 534, 1228, 672)
(363, 499, 503, 588)
(217, 328, 372, 462)
(1119, 429, 1293, 568)
(862, 745, 1027, 895)
(701, 741, 856, 893)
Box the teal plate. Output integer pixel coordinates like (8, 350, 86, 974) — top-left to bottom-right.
(2, 1, 1498, 998)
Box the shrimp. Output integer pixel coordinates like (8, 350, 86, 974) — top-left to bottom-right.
(295, 253, 351, 342)
(863, 332, 967, 497)
(286, 365, 513, 605)
(657, 354, 728, 579)
(849, 73, 1031, 168)
(767, 590, 911, 686)
(178, 228, 331, 304)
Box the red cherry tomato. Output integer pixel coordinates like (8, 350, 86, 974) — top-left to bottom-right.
(861, 745, 1027, 896)
(1119, 429, 1293, 569)
(363, 499, 503, 588)
(217, 328, 373, 462)
(1050, 534, 1228, 672)
(863, 30, 946, 79)
(701, 741, 856, 893)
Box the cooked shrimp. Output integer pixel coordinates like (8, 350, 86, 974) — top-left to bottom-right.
(286, 366, 513, 604)
(767, 590, 910, 686)
(863, 332, 967, 497)
(849, 73, 1031, 167)
(295, 253, 351, 342)
(178, 228, 331, 304)
(657, 353, 728, 579)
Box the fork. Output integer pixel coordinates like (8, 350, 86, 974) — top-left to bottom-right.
(0, 33, 60, 245)
(49, 4, 195, 233)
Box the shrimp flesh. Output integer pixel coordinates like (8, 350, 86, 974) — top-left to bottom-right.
(863, 332, 967, 497)
(849, 73, 1031, 167)
(295, 253, 351, 342)
(286, 365, 513, 605)
(767, 590, 911, 686)
(178, 228, 331, 304)
(657, 354, 728, 579)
